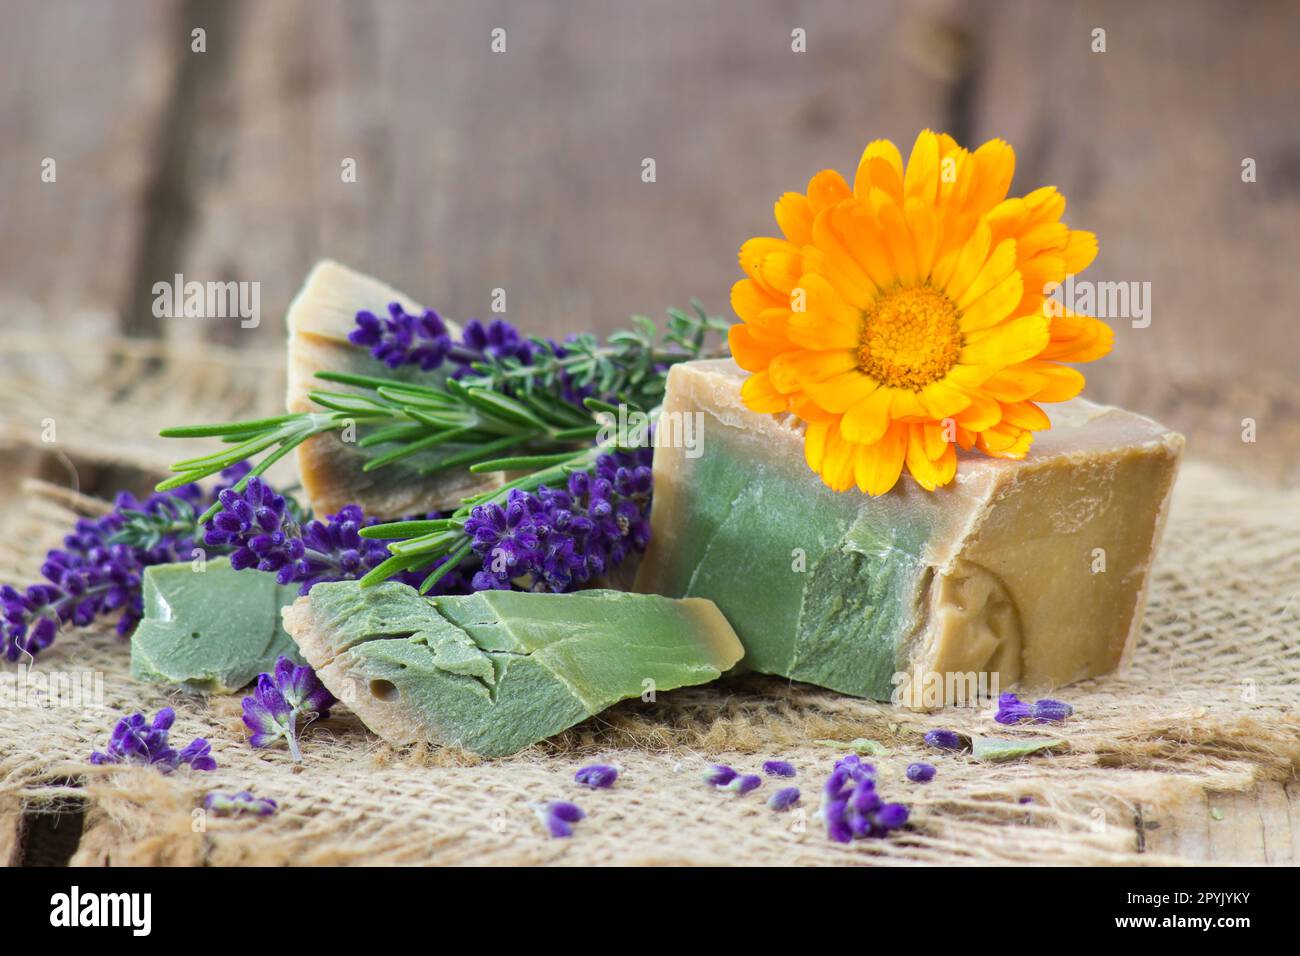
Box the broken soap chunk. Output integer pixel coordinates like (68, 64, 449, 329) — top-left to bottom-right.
(283, 582, 744, 756)
(635, 359, 1183, 705)
(130, 558, 304, 694)
(286, 259, 501, 518)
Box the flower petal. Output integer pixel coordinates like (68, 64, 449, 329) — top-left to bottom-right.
(854, 139, 905, 201)
(904, 129, 941, 204)
(731, 277, 783, 323)
(841, 386, 895, 445)
(775, 192, 814, 245)
(958, 270, 1024, 334)
(804, 370, 879, 414)
(804, 420, 833, 472)
(728, 323, 791, 371)
(768, 349, 858, 394)
(807, 169, 851, 213)
(853, 422, 908, 496)
(961, 315, 1050, 366)
(740, 370, 789, 413)
(905, 425, 957, 491)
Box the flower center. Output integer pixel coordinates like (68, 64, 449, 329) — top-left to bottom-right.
(857, 286, 963, 391)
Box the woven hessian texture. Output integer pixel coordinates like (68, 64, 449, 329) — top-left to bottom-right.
(1, 454, 1297, 866)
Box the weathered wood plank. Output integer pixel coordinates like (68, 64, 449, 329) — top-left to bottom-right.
(1142, 783, 1299, 863)
(971, 0, 1300, 480)
(131, 0, 953, 349)
(0, 0, 176, 336)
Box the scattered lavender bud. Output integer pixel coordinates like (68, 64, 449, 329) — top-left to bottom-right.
(723, 773, 762, 795)
(995, 692, 1075, 725)
(1031, 698, 1075, 723)
(924, 729, 965, 751)
(906, 762, 936, 783)
(762, 760, 796, 778)
(768, 786, 801, 811)
(703, 764, 738, 787)
(204, 791, 278, 817)
(89, 707, 214, 772)
(574, 763, 619, 789)
(533, 800, 585, 838)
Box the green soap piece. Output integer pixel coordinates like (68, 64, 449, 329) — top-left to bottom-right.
(636, 360, 1184, 703)
(284, 581, 745, 757)
(639, 395, 929, 698)
(970, 735, 1066, 762)
(130, 558, 304, 694)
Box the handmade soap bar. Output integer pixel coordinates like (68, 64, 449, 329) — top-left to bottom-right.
(283, 582, 744, 756)
(636, 359, 1183, 704)
(286, 259, 499, 518)
(131, 558, 304, 694)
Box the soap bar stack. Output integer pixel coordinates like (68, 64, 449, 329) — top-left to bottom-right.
(635, 359, 1183, 704)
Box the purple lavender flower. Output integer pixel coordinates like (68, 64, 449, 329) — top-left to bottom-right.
(89, 707, 214, 773)
(241, 656, 335, 763)
(205, 477, 304, 581)
(349, 302, 453, 370)
(533, 800, 585, 838)
(204, 791, 278, 818)
(574, 764, 619, 789)
(450, 318, 536, 374)
(995, 692, 1074, 725)
(204, 480, 457, 597)
(924, 729, 965, 751)
(762, 760, 797, 778)
(768, 786, 801, 811)
(906, 762, 936, 783)
(820, 755, 909, 843)
(465, 447, 653, 593)
(723, 773, 762, 796)
(702, 764, 738, 787)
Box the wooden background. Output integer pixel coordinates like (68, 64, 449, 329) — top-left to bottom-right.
(1, 0, 1298, 480)
(0, 0, 1298, 864)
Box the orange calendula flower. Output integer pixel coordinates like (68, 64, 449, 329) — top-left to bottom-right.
(730, 130, 1112, 495)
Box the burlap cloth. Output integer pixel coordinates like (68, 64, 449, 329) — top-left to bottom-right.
(0, 339, 1297, 866)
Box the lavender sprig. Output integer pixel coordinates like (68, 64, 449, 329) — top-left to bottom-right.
(1, 465, 250, 662)
(241, 656, 336, 763)
(89, 707, 215, 772)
